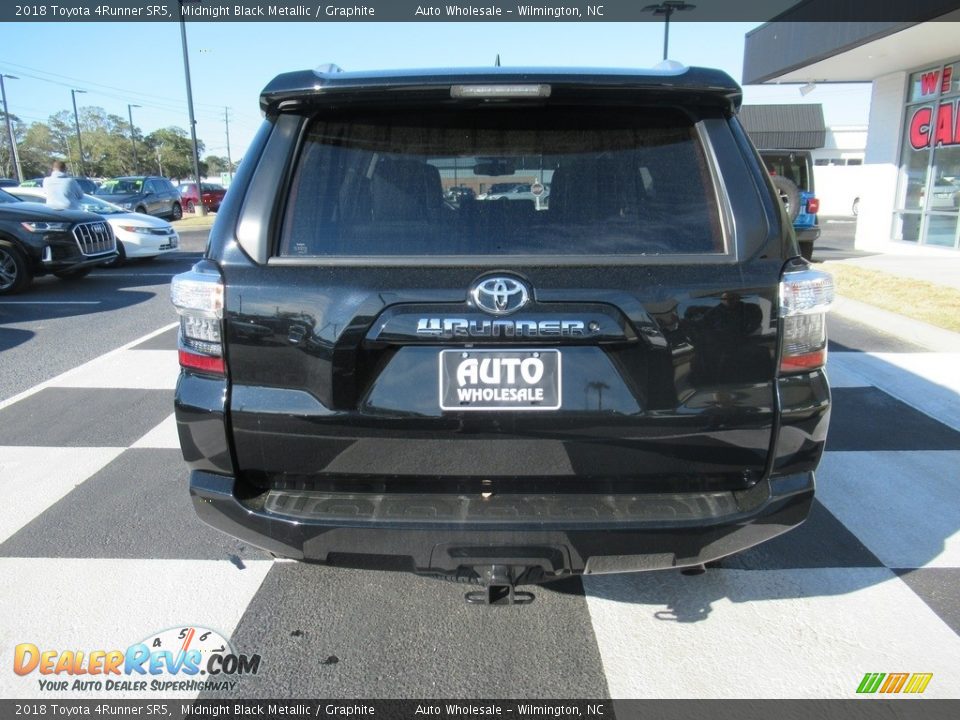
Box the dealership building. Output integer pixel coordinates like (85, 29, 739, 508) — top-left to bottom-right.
(744, 10, 960, 252)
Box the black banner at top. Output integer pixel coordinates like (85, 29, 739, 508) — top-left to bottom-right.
(2, 0, 960, 23)
(1, 699, 960, 720)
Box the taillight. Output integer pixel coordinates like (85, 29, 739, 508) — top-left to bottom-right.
(170, 267, 225, 376)
(806, 197, 820, 214)
(779, 267, 834, 374)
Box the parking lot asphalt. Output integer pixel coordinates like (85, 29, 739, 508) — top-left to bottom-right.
(0, 226, 207, 402)
(1, 223, 959, 699)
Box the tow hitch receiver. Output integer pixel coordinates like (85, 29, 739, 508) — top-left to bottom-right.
(465, 565, 535, 606)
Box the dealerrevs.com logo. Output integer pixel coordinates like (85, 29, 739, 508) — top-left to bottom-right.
(13, 626, 261, 693)
(856, 672, 933, 695)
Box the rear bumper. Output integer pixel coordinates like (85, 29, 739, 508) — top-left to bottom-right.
(796, 226, 821, 243)
(189, 469, 814, 579)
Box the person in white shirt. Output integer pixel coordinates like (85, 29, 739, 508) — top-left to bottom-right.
(42, 160, 84, 210)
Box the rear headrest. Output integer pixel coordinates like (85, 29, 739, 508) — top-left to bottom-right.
(371, 158, 442, 221)
(550, 157, 640, 222)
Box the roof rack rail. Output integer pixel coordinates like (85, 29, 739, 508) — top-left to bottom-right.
(652, 59, 687, 73)
(313, 63, 344, 76)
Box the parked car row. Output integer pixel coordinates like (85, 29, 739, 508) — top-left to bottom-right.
(0, 188, 117, 294)
(7, 187, 180, 268)
(0, 185, 181, 294)
(2, 175, 229, 221)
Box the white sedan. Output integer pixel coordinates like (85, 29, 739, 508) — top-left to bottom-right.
(8, 187, 180, 265)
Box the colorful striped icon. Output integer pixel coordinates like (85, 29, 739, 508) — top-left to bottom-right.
(857, 672, 933, 694)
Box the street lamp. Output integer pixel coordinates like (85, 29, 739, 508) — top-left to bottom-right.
(127, 104, 142, 173)
(642, 1, 696, 61)
(0, 73, 22, 183)
(70, 88, 87, 176)
(178, 0, 206, 215)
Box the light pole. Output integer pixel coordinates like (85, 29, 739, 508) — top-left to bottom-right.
(127, 104, 141, 174)
(178, 0, 206, 215)
(224, 106, 233, 184)
(642, 1, 696, 61)
(70, 88, 87, 176)
(0, 73, 22, 183)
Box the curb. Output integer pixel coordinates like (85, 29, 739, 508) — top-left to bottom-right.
(831, 295, 960, 353)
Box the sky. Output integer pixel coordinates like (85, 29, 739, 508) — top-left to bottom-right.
(0, 21, 873, 165)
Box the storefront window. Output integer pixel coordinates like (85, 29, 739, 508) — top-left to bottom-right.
(898, 213, 923, 243)
(899, 106, 931, 211)
(943, 62, 960, 98)
(926, 215, 959, 247)
(927, 143, 960, 247)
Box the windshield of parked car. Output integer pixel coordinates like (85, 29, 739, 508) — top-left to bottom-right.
(279, 107, 723, 257)
(97, 179, 143, 195)
(201, 184, 224, 192)
(0, 189, 21, 204)
(762, 152, 811, 191)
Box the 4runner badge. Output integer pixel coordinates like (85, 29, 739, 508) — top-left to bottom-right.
(471, 276, 530, 315)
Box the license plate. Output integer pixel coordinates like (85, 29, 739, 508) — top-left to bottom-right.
(439, 349, 561, 411)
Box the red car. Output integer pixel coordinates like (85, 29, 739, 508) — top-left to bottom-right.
(177, 182, 227, 213)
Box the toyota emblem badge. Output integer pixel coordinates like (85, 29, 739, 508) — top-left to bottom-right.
(471, 276, 530, 315)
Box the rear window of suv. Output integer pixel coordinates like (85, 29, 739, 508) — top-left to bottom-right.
(278, 107, 724, 257)
(761, 151, 812, 192)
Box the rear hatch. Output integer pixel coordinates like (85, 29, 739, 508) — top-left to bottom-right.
(218, 69, 784, 496)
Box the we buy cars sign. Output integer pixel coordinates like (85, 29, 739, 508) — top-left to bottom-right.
(909, 67, 960, 150)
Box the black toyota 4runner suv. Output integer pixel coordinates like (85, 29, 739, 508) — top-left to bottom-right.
(173, 66, 833, 599)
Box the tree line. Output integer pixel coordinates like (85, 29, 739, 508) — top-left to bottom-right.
(0, 106, 237, 181)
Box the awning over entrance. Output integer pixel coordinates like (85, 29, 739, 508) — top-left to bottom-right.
(739, 104, 826, 150)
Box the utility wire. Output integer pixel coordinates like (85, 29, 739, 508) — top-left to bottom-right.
(0, 59, 228, 110)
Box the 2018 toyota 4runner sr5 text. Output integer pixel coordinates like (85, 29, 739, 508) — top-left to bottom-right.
(172, 64, 834, 604)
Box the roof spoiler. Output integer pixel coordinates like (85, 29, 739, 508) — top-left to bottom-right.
(259, 65, 743, 115)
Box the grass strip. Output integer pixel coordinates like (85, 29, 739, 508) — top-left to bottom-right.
(172, 214, 216, 228)
(822, 262, 960, 333)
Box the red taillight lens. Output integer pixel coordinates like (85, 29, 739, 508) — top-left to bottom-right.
(780, 349, 827, 373)
(806, 198, 820, 214)
(171, 268, 226, 377)
(779, 268, 834, 375)
(178, 349, 225, 375)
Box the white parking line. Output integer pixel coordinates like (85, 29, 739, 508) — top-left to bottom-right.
(49, 349, 179, 390)
(0, 322, 178, 411)
(0, 558, 274, 699)
(0, 447, 125, 545)
(585, 567, 960, 698)
(817, 451, 960, 569)
(829, 352, 960, 432)
(131, 413, 180, 449)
